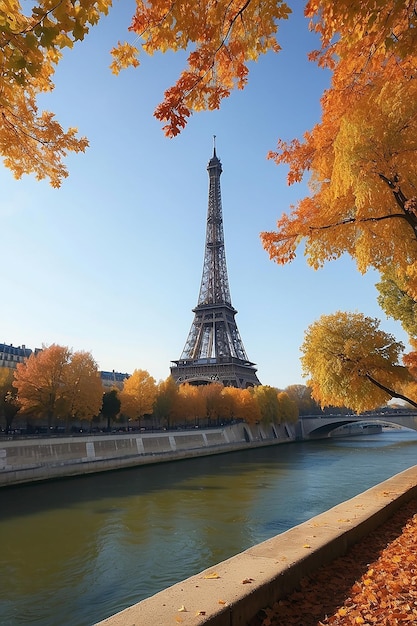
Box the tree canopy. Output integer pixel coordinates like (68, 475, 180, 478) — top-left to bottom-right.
(119, 368, 157, 421)
(261, 3, 417, 298)
(13, 344, 103, 426)
(6, 1, 416, 187)
(301, 312, 416, 413)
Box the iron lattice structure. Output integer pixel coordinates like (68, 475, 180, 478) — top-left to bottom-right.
(171, 146, 261, 388)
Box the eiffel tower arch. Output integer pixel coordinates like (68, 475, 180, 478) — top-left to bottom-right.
(170, 144, 261, 388)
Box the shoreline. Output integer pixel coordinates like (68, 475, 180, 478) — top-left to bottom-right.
(0, 422, 296, 487)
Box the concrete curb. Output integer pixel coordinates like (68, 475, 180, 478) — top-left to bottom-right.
(95, 465, 417, 626)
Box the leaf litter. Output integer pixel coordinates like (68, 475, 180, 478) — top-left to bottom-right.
(250, 499, 417, 626)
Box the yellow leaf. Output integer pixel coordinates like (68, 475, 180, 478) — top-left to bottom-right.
(204, 572, 220, 579)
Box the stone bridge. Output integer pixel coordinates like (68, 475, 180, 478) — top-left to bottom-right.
(298, 412, 417, 439)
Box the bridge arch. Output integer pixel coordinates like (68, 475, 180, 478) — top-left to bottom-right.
(300, 413, 417, 439)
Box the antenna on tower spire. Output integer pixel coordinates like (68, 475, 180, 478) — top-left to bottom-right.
(213, 134, 216, 156)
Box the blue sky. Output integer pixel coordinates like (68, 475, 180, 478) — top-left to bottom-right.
(1, 2, 409, 388)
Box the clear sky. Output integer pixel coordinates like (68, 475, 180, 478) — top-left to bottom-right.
(1, 2, 409, 389)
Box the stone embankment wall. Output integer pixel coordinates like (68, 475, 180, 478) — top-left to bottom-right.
(0, 422, 296, 487)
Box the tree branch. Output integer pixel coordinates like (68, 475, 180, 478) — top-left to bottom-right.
(365, 372, 417, 408)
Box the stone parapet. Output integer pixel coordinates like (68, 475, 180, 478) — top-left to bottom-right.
(0, 422, 296, 487)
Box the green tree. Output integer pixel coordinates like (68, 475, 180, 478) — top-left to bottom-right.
(0, 369, 19, 433)
(376, 271, 417, 338)
(101, 389, 121, 431)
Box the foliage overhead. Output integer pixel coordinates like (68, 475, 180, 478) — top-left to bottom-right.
(111, 0, 291, 137)
(261, 2, 417, 299)
(300, 311, 416, 412)
(0, 0, 114, 185)
(2, 0, 291, 183)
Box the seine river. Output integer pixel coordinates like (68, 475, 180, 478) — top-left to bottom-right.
(1, 429, 417, 626)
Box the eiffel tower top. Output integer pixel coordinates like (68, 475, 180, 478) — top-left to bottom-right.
(196, 142, 232, 308)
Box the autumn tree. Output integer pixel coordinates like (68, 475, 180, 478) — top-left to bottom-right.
(201, 382, 227, 426)
(221, 386, 261, 424)
(277, 391, 298, 423)
(13, 344, 103, 428)
(261, 4, 417, 302)
(251, 385, 280, 424)
(7, 2, 416, 183)
(236, 387, 261, 424)
(0, 0, 112, 185)
(284, 384, 322, 416)
(62, 350, 103, 428)
(13, 344, 71, 426)
(153, 376, 178, 429)
(101, 388, 121, 431)
(172, 383, 206, 427)
(301, 312, 417, 413)
(119, 369, 157, 426)
(112, 0, 291, 137)
(376, 270, 417, 338)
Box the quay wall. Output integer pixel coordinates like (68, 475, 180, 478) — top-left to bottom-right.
(95, 465, 417, 626)
(0, 422, 296, 487)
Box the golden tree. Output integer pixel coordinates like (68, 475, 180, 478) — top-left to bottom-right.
(119, 368, 157, 424)
(251, 385, 280, 424)
(301, 312, 416, 412)
(200, 382, 227, 425)
(63, 350, 103, 425)
(277, 391, 298, 423)
(172, 382, 206, 426)
(154, 376, 178, 428)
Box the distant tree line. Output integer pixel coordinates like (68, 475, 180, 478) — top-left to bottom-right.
(0, 344, 335, 435)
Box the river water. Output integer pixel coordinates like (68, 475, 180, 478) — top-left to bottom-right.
(1, 430, 417, 626)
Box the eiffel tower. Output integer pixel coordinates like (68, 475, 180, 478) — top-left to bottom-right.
(170, 142, 261, 388)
